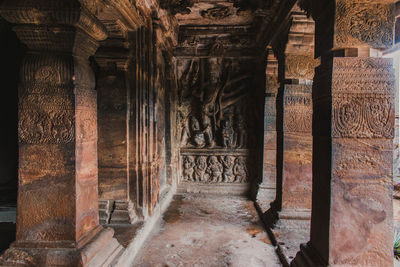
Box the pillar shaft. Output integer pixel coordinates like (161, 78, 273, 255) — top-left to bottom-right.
(258, 49, 279, 208)
(0, 1, 123, 265)
(293, 1, 395, 266)
(282, 82, 312, 213)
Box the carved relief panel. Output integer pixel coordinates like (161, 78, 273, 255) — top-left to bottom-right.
(283, 84, 312, 133)
(176, 57, 260, 184)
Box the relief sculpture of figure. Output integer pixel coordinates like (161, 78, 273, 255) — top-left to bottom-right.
(201, 112, 215, 148)
(190, 116, 206, 148)
(206, 156, 223, 183)
(221, 119, 234, 148)
(234, 157, 248, 183)
(182, 156, 195, 181)
(235, 114, 247, 148)
(194, 156, 207, 182)
(221, 155, 235, 183)
(180, 114, 190, 146)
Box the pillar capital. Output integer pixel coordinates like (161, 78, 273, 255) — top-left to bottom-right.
(0, 0, 107, 58)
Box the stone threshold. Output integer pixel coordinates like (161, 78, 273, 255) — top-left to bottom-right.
(105, 183, 177, 266)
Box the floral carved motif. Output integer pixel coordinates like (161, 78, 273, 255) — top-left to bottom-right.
(285, 54, 318, 80)
(283, 85, 312, 133)
(332, 57, 395, 138)
(335, 0, 394, 49)
(332, 95, 393, 138)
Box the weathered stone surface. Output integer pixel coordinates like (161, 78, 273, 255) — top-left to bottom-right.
(134, 194, 281, 266)
(282, 85, 313, 212)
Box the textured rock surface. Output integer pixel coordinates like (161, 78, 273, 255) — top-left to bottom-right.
(134, 194, 281, 266)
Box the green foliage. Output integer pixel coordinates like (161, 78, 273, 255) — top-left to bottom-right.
(394, 231, 400, 261)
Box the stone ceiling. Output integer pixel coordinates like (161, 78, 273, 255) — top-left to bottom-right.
(175, 0, 253, 25)
(172, 0, 294, 56)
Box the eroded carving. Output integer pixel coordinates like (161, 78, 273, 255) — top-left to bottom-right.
(283, 85, 312, 133)
(201, 6, 233, 20)
(19, 109, 74, 144)
(180, 152, 250, 183)
(177, 58, 256, 149)
(332, 58, 395, 138)
(335, 0, 394, 49)
(285, 54, 318, 80)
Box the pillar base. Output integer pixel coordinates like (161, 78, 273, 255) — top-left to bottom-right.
(99, 200, 138, 225)
(291, 242, 326, 267)
(0, 227, 124, 266)
(279, 209, 311, 220)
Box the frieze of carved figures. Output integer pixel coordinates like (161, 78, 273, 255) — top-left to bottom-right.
(19, 109, 74, 144)
(181, 155, 249, 183)
(285, 54, 319, 81)
(335, 0, 394, 49)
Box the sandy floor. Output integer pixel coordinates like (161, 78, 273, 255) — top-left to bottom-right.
(134, 193, 281, 267)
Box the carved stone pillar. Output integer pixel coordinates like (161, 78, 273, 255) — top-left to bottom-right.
(0, 1, 123, 265)
(281, 55, 315, 219)
(257, 48, 279, 210)
(95, 48, 138, 225)
(292, 1, 395, 266)
(280, 11, 317, 219)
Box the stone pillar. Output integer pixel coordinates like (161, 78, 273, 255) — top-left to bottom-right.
(95, 48, 138, 225)
(257, 48, 279, 211)
(0, 1, 123, 265)
(293, 1, 395, 266)
(280, 11, 316, 219)
(281, 58, 314, 219)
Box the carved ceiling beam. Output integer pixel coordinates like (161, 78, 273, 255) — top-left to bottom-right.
(174, 25, 259, 58)
(159, 0, 196, 15)
(254, 0, 297, 48)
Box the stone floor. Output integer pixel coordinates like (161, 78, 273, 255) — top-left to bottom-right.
(272, 219, 310, 263)
(134, 193, 281, 267)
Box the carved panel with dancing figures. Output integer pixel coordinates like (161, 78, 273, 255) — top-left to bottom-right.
(180, 149, 251, 184)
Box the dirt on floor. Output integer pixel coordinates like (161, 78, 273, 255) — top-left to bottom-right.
(134, 193, 281, 267)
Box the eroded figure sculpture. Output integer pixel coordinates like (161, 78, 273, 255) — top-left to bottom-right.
(207, 156, 223, 183)
(182, 156, 195, 181)
(194, 156, 207, 182)
(234, 156, 247, 182)
(222, 155, 235, 182)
